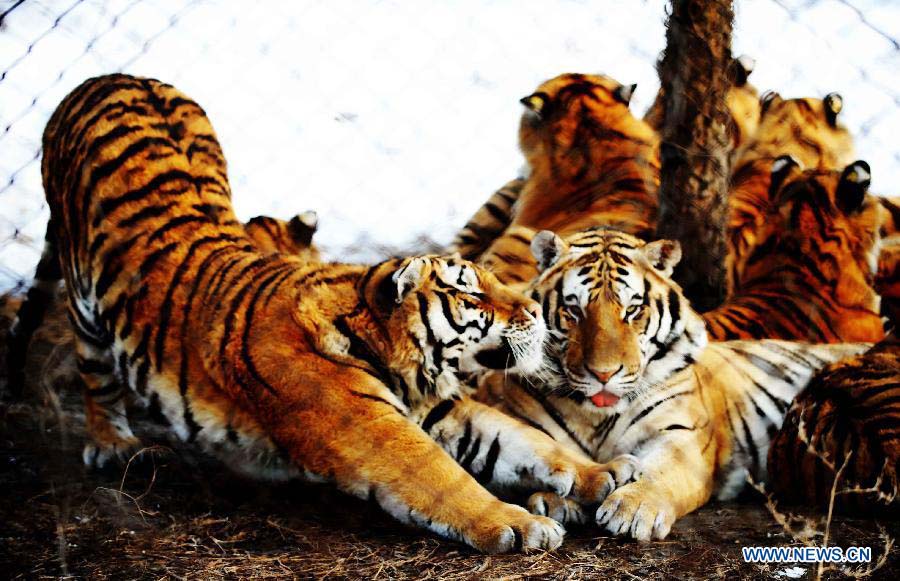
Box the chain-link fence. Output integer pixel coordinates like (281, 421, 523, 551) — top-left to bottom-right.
(1, 0, 898, 292)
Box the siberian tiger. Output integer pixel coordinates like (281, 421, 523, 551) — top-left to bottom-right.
(477, 227, 869, 540)
(243, 210, 320, 260)
(726, 91, 854, 292)
(705, 158, 886, 343)
(454, 73, 659, 287)
(5, 212, 320, 397)
(644, 54, 760, 157)
(7, 74, 642, 553)
(768, 334, 899, 514)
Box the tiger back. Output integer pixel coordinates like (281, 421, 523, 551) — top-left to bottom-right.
(472, 74, 659, 288)
(768, 334, 900, 515)
(706, 159, 886, 343)
(726, 92, 854, 292)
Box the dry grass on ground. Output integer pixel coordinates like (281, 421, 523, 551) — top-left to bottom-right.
(0, 294, 896, 579)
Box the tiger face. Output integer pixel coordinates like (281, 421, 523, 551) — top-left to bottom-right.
(524, 229, 708, 411)
(366, 256, 547, 384)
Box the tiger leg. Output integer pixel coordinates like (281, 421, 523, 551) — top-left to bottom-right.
(75, 337, 141, 469)
(592, 430, 714, 541)
(266, 388, 565, 553)
(419, 397, 641, 504)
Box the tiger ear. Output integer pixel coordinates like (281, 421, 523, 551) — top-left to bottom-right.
(392, 257, 429, 304)
(642, 239, 681, 277)
(530, 230, 567, 272)
(824, 92, 843, 127)
(768, 155, 801, 199)
(520, 93, 546, 117)
(613, 83, 637, 106)
(288, 210, 318, 246)
(733, 54, 755, 87)
(760, 90, 780, 116)
(837, 160, 871, 214)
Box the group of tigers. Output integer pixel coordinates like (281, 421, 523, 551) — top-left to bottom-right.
(3, 57, 897, 553)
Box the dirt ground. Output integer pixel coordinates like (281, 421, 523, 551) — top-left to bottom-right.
(0, 295, 897, 580)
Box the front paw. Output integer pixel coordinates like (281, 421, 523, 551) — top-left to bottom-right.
(468, 503, 566, 553)
(574, 453, 643, 503)
(595, 483, 675, 541)
(82, 435, 144, 470)
(527, 491, 588, 526)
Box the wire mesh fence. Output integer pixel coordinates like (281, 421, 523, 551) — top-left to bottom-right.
(1, 0, 898, 293)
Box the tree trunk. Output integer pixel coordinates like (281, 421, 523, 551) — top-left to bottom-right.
(656, 0, 734, 312)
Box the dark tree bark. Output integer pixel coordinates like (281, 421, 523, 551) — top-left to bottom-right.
(656, 0, 734, 312)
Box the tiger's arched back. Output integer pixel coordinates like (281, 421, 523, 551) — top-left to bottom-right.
(768, 335, 900, 514)
(726, 92, 854, 291)
(706, 159, 886, 343)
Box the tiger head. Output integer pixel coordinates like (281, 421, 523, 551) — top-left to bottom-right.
(244, 211, 320, 261)
(517, 73, 656, 181)
(523, 229, 708, 411)
(737, 158, 883, 307)
(356, 255, 547, 398)
(738, 91, 854, 169)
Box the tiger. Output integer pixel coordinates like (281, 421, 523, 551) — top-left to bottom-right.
(453, 73, 660, 288)
(6, 74, 650, 553)
(705, 158, 887, 343)
(644, 54, 761, 157)
(725, 91, 854, 292)
(476, 227, 870, 540)
(5, 211, 320, 397)
(767, 333, 899, 515)
(243, 210, 320, 260)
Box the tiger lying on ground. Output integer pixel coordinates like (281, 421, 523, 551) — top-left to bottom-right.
(644, 54, 760, 158)
(7, 74, 642, 553)
(768, 333, 899, 515)
(477, 228, 869, 540)
(6, 211, 321, 397)
(453, 73, 659, 287)
(704, 158, 886, 343)
(726, 91, 854, 292)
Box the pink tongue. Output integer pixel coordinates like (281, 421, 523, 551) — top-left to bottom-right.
(590, 391, 620, 407)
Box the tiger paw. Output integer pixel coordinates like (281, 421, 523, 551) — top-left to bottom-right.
(595, 484, 675, 541)
(574, 453, 642, 503)
(527, 491, 588, 526)
(467, 503, 565, 553)
(82, 434, 144, 469)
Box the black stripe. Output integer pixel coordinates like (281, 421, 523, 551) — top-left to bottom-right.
(421, 399, 456, 433)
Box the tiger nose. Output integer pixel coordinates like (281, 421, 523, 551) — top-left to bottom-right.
(586, 364, 622, 384)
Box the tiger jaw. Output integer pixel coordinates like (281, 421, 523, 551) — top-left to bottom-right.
(471, 321, 547, 374)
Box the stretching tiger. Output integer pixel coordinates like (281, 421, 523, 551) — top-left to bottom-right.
(453, 73, 659, 287)
(8, 74, 642, 553)
(478, 228, 869, 540)
(726, 91, 854, 292)
(705, 158, 886, 343)
(5, 211, 320, 397)
(768, 334, 899, 514)
(644, 54, 761, 157)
